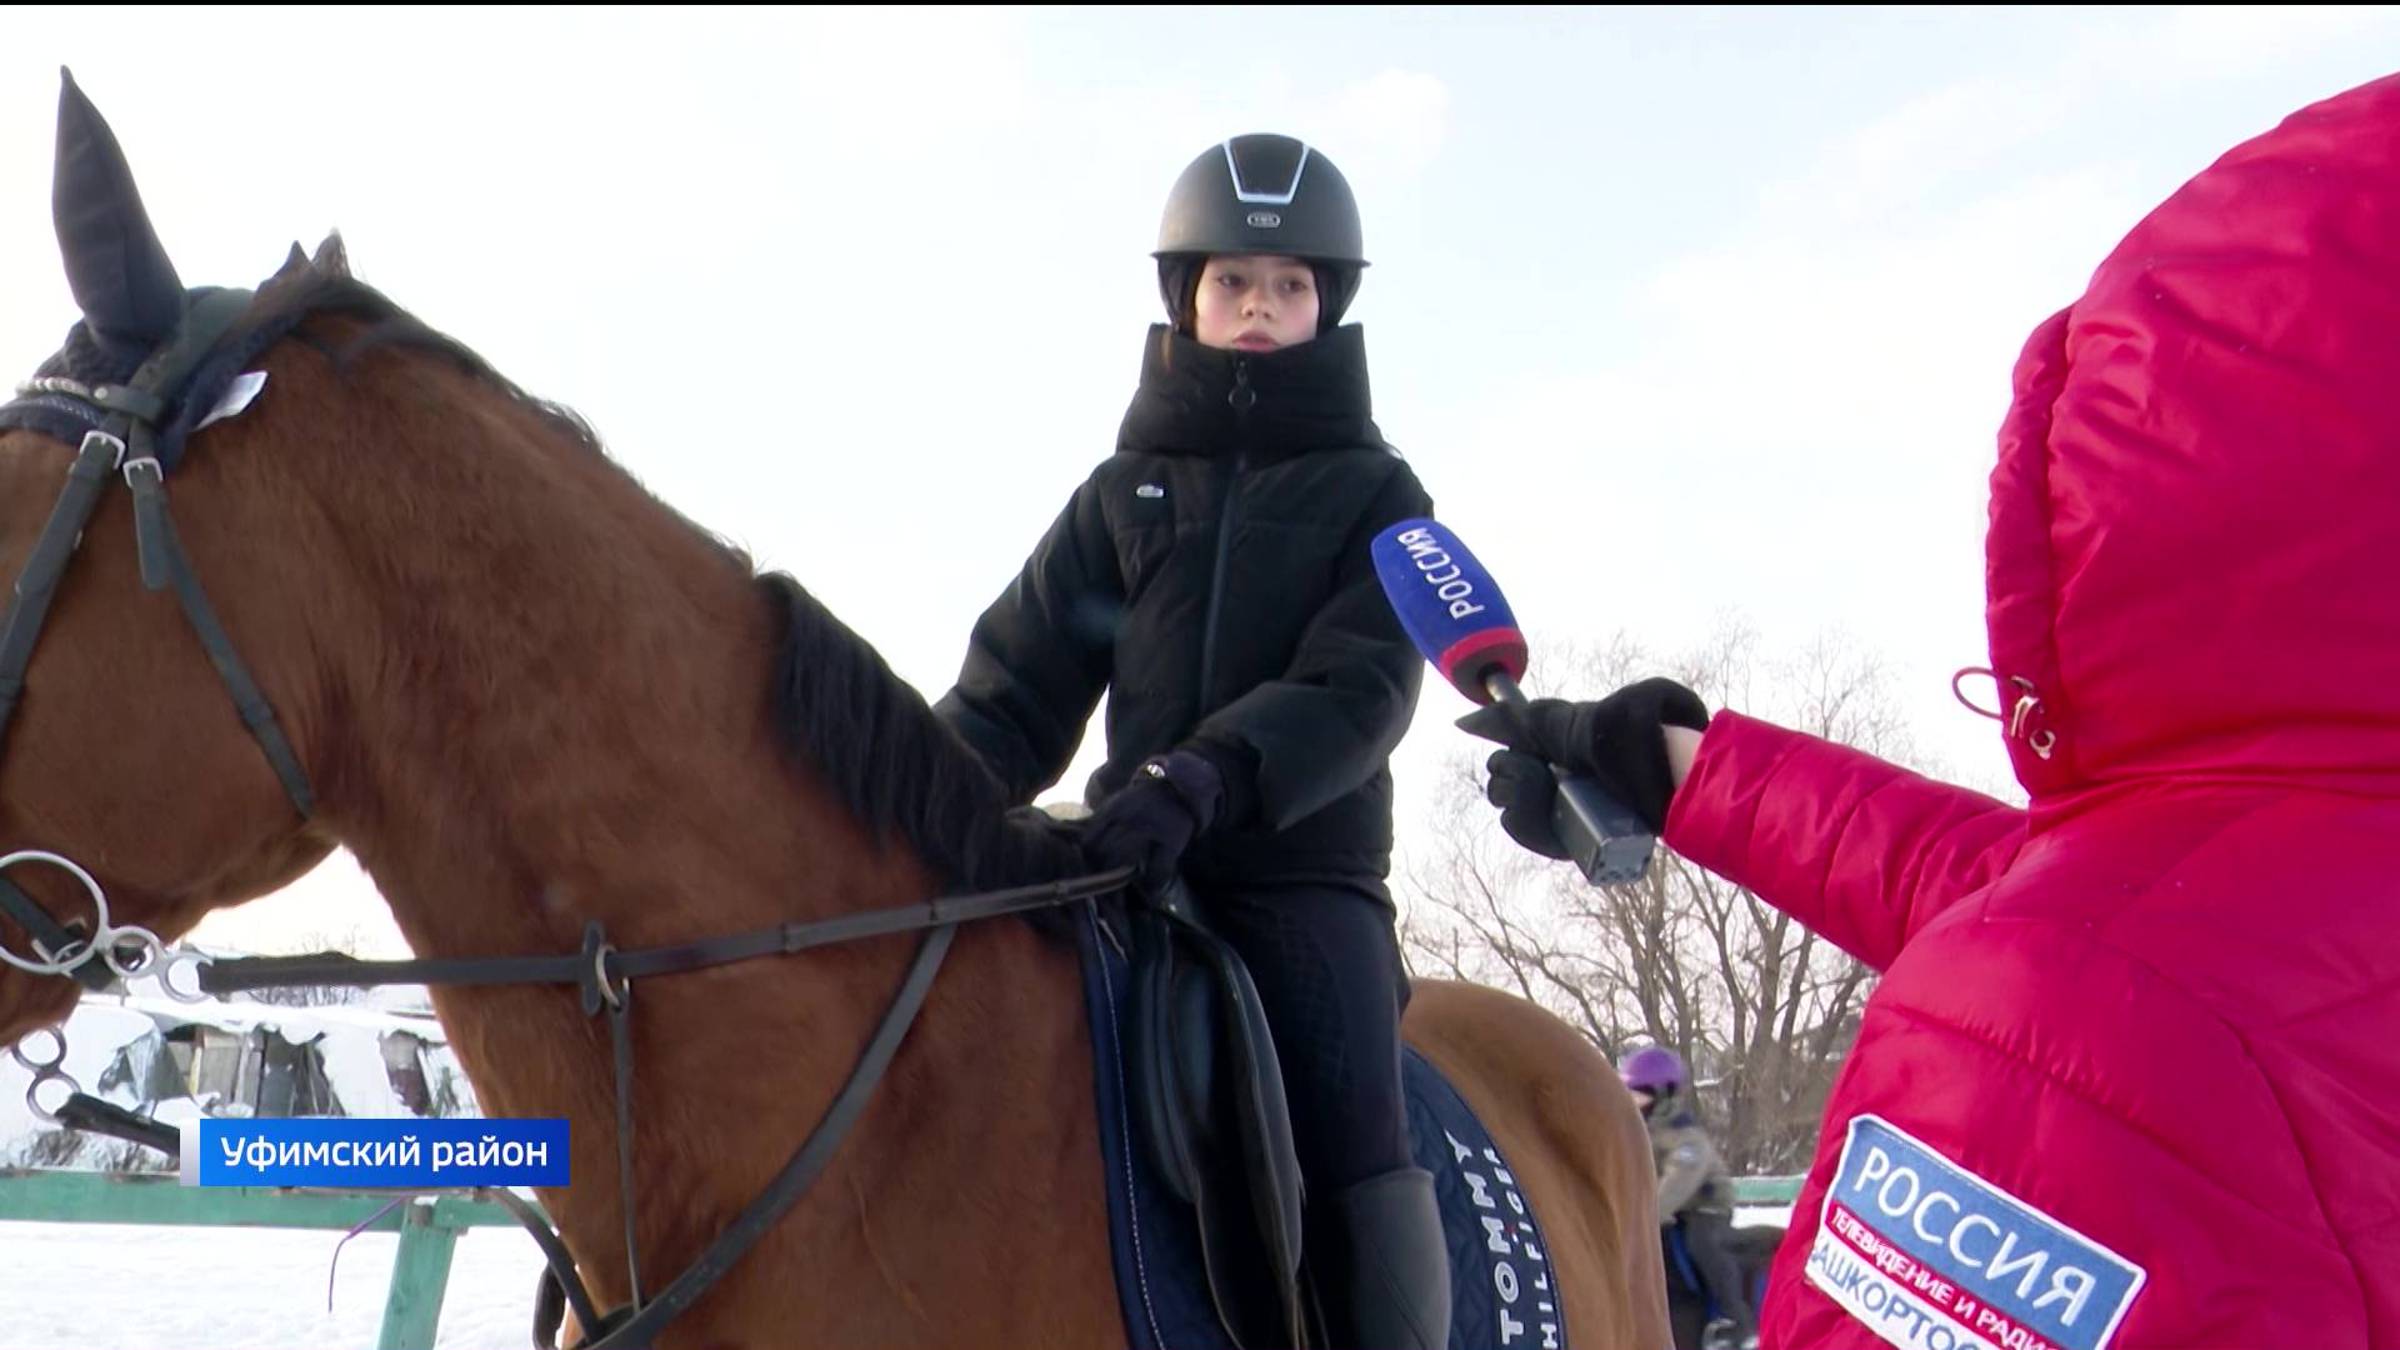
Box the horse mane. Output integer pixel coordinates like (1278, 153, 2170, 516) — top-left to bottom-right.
(226, 269, 1080, 892)
(763, 573, 1083, 889)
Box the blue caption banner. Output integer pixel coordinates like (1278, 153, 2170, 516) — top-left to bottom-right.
(189, 1117, 569, 1188)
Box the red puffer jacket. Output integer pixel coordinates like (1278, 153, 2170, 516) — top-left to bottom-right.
(1665, 74, 2400, 1350)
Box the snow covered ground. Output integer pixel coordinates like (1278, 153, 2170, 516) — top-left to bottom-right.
(0, 1217, 550, 1349)
(0, 991, 534, 1346)
(0, 1205, 1804, 1348)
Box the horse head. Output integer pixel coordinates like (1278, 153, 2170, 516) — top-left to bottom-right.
(0, 72, 353, 1042)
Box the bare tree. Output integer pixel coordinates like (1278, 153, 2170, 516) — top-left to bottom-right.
(1401, 620, 1940, 1173)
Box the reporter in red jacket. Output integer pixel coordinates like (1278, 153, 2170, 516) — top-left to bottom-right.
(1466, 74, 2400, 1350)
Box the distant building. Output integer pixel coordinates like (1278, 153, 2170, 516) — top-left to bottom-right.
(93, 994, 474, 1120)
(3, 972, 477, 1168)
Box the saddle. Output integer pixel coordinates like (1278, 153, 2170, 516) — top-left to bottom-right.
(1123, 877, 1309, 1350)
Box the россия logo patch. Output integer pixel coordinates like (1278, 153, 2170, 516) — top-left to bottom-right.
(1805, 1115, 2145, 1350)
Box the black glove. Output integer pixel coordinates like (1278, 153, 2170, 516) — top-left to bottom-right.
(1081, 749, 1225, 885)
(1457, 678, 1710, 847)
(1477, 750, 1576, 860)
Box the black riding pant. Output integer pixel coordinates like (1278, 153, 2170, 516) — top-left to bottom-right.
(1195, 878, 1413, 1194)
(1679, 1209, 1757, 1334)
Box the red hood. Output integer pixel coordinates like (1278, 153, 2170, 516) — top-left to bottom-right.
(1986, 73, 2400, 824)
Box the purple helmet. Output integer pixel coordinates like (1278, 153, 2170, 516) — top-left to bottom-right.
(1618, 1045, 1686, 1094)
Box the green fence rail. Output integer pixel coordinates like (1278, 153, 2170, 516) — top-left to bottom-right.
(0, 1167, 526, 1350)
(1732, 1174, 1804, 1207)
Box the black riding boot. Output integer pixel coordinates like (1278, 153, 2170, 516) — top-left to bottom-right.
(1314, 1166, 1451, 1350)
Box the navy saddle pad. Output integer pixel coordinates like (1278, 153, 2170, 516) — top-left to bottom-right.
(1074, 906, 1570, 1350)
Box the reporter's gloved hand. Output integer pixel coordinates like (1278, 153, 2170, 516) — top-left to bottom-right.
(1081, 749, 1226, 886)
(1456, 678, 1710, 855)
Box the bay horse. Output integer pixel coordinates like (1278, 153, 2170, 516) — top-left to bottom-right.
(0, 75, 1669, 1348)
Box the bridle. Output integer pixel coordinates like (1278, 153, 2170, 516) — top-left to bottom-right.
(0, 287, 307, 1004)
(0, 293, 1128, 1348)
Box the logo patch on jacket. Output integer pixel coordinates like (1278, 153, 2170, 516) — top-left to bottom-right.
(1135, 483, 1166, 499)
(1806, 1115, 2145, 1350)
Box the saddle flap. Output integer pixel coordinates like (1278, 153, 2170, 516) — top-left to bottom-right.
(1187, 932, 1304, 1270)
(1123, 891, 1308, 1349)
(1131, 909, 1207, 1205)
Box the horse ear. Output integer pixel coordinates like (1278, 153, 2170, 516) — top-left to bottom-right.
(311, 231, 350, 278)
(279, 241, 309, 276)
(52, 67, 185, 343)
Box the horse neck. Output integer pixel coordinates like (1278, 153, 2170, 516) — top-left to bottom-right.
(197, 327, 1119, 1339)
(275, 338, 937, 1022)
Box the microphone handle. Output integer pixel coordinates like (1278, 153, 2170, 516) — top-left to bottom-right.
(1482, 671, 1657, 886)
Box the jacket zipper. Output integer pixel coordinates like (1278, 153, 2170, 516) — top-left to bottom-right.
(1197, 357, 1253, 705)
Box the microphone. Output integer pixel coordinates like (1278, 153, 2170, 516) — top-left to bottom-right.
(1370, 518, 1655, 885)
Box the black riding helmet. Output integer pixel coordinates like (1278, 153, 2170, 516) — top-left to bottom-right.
(1154, 134, 1367, 334)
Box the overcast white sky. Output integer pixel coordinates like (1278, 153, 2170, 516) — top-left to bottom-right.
(2, 8, 2394, 956)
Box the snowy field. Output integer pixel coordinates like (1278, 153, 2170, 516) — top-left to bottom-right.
(0, 1205, 1799, 1349)
(0, 1218, 551, 1349)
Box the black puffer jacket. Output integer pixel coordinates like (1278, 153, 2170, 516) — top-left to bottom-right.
(935, 324, 1432, 887)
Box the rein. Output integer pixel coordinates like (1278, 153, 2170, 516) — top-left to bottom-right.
(202, 865, 1132, 1349)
